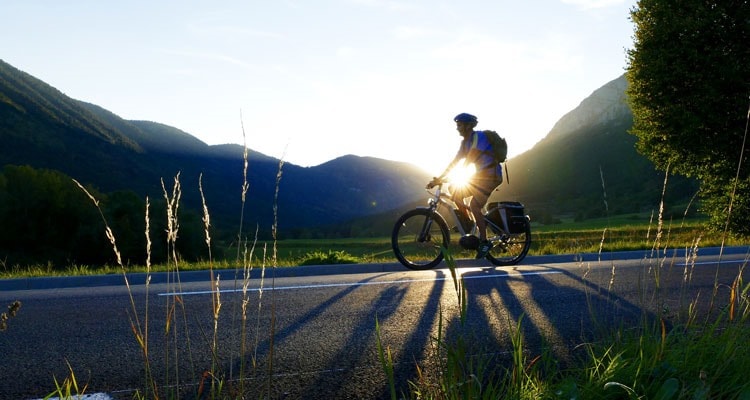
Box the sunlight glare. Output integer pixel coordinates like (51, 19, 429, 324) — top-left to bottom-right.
(447, 163, 476, 189)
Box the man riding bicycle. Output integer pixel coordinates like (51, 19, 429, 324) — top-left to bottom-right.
(428, 113, 503, 259)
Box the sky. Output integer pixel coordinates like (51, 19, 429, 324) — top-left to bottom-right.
(1, 0, 636, 174)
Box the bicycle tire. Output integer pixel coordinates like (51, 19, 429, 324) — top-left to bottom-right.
(485, 216, 531, 266)
(391, 208, 450, 270)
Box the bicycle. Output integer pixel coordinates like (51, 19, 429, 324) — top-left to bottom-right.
(391, 177, 531, 270)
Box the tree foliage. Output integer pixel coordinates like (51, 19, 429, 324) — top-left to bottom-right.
(626, 0, 750, 235)
(0, 165, 107, 266)
(0, 165, 209, 269)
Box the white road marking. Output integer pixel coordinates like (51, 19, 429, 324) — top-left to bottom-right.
(158, 270, 562, 297)
(677, 260, 748, 266)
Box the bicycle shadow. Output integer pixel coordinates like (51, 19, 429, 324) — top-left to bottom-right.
(314, 270, 448, 400)
(440, 262, 662, 370)
(219, 272, 391, 396)
(211, 259, 661, 398)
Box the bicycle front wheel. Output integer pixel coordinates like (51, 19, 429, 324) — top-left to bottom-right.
(486, 216, 531, 266)
(391, 208, 450, 270)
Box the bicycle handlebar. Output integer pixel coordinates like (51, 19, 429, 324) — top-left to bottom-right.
(425, 178, 454, 206)
(426, 176, 448, 189)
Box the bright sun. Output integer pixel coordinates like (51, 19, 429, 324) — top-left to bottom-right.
(446, 163, 476, 189)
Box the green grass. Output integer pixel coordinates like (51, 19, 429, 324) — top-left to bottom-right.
(246, 216, 749, 266)
(532, 219, 733, 255)
(1, 216, 746, 279)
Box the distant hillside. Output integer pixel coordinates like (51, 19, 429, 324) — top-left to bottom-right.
(0, 57, 697, 245)
(500, 75, 697, 221)
(0, 59, 431, 239)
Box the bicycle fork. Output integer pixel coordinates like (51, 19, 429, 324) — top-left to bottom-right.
(418, 207, 439, 242)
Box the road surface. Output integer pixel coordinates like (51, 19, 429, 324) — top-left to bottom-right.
(0, 247, 747, 399)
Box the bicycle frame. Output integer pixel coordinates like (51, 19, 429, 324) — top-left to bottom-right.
(426, 183, 508, 239)
(392, 179, 531, 269)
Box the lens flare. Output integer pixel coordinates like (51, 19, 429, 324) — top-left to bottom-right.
(447, 164, 476, 189)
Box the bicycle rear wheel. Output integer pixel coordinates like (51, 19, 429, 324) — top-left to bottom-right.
(485, 216, 531, 266)
(391, 208, 450, 270)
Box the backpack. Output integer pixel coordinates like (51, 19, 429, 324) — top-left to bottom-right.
(482, 130, 507, 164)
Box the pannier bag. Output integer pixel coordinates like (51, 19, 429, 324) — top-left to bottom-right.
(486, 201, 526, 234)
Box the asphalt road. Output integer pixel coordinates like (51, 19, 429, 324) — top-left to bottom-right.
(0, 247, 747, 399)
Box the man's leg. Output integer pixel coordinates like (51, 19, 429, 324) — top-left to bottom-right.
(451, 191, 473, 228)
(470, 194, 488, 241)
(469, 189, 492, 258)
(470, 173, 502, 258)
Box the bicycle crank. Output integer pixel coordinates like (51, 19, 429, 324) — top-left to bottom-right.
(459, 234, 480, 250)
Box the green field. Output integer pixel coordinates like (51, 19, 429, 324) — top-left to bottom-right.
(268, 216, 744, 266)
(1, 214, 746, 279)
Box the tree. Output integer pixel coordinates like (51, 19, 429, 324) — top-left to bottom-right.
(0, 165, 109, 267)
(626, 0, 750, 235)
(103, 190, 147, 265)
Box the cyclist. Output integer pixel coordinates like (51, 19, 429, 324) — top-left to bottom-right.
(428, 112, 503, 258)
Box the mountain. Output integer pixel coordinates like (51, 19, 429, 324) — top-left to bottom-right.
(0, 58, 696, 245)
(547, 75, 631, 140)
(499, 75, 697, 221)
(0, 59, 431, 239)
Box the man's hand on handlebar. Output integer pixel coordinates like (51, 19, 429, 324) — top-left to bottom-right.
(426, 177, 444, 189)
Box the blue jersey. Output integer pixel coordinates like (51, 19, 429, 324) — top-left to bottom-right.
(457, 130, 502, 175)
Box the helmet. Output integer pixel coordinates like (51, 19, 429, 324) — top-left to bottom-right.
(454, 113, 478, 124)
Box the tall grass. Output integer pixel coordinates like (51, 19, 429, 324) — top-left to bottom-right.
(230, 117, 255, 396)
(0, 300, 21, 332)
(43, 360, 88, 400)
(74, 178, 159, 397)
(62, 125, 288, 398)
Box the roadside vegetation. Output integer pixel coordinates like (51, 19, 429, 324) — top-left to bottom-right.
(1, 216, 745, 279)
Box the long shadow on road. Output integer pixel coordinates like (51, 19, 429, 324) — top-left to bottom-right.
(441, 262, 662, 375)
(218, 260, 665, 399)
(373, 269, 448, 400)
(224, 273, 393, 396)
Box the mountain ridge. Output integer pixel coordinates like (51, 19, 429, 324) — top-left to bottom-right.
(0, 58, 695, 244)
(0, 58, 432, 238)
(546, 74, 630, 141)
(500, 74, 696, 221)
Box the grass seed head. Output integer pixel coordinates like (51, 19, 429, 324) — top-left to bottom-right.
(8, 301, 21, 317)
